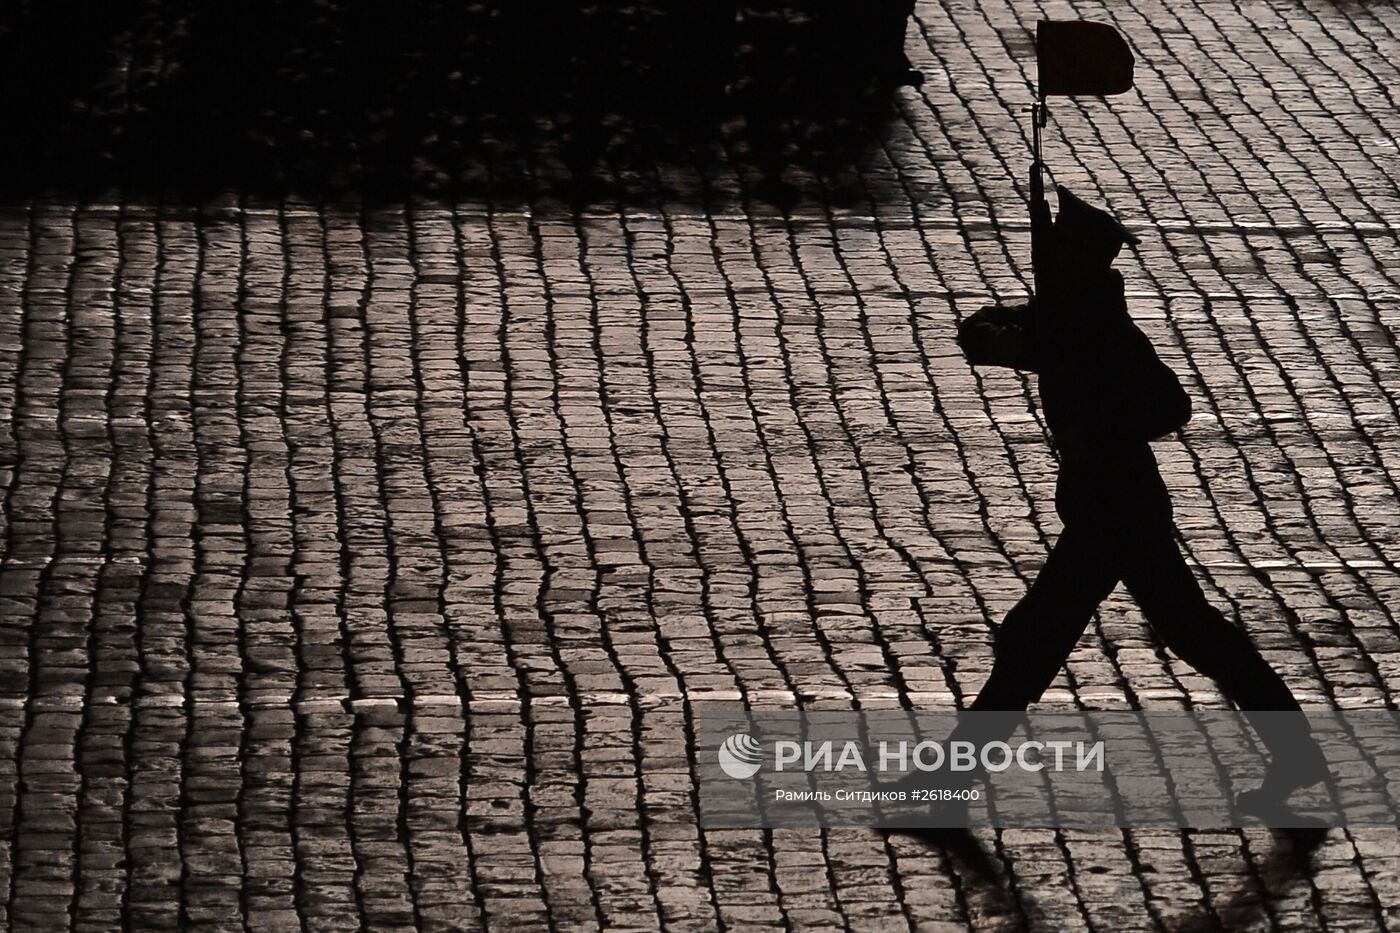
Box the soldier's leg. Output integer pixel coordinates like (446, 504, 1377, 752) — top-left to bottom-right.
(969, 526, 1120, 713)
(899, 526, 1119, 801)
(1120, 528, 1326, 800)
(1121, 531, 1302, 715)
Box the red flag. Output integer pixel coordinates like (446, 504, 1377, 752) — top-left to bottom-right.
(1037, 21, 1134, 97)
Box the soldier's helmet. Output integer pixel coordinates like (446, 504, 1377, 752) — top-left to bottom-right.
(1053, 186, 1140, 267)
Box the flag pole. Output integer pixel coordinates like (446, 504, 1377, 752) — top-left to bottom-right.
(1030, 94, 1049, 298)
(1031, 19, 1135, 297)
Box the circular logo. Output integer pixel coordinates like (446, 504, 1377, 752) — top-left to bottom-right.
(718, 733, 763, 779)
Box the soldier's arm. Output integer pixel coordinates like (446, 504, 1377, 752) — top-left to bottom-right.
(957, 300, 1043, 372)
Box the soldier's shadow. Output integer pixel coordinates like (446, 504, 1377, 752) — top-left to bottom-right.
(1164, 827, 1327, 933)
(886, 828, 1037, 931)
(887, 825, 1327, 932)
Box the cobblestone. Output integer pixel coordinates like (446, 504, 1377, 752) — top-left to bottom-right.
(3, 0, 1400, 930)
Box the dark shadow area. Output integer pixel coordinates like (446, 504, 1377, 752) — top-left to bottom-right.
(890, 825, 1327, 932)
(885, 828, 1035, 931)
(1165, 828, 1328, 932)
(0, 0, 919, 206)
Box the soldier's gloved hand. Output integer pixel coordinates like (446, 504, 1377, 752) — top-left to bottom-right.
(957, 304, 1032, 369)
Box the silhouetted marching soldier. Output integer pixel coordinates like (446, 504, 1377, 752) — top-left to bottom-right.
(955, 184, 1328, 815)
(908, 21, 1330, 821)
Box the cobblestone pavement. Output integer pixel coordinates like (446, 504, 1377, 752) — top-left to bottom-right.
(4, 0, 1400, 930)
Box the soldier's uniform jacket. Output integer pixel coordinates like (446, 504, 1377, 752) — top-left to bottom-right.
(958, 187, 1190, 456)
